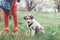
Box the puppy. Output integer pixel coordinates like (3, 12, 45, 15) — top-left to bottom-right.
(24, 14, 45, 36)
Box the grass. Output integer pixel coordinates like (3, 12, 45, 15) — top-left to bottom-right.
(0, 12, 60, 40)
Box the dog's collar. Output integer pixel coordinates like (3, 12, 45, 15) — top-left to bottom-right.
(28, 22, 33, 27)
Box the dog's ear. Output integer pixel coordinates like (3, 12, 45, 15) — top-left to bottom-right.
(23, 14, 34, 20)
(30, 15, 34, 19)
(23, 16, 26, 20)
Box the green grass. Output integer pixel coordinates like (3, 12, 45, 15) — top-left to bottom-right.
(0, 12, 60, 40)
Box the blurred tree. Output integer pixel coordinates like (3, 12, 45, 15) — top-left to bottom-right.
(55, 0, 60, 12)
(17, 0, 21, 2)
(26, 0, 37, 11)
(57, 0, 60, 12)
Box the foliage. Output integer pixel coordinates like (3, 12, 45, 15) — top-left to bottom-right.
(0, 12, 60, 40)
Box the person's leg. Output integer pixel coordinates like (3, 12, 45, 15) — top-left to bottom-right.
(3, 10, 9, 34)
(12, 1, 18, 34)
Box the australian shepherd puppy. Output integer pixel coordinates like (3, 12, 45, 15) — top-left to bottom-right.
(23, 14, 45, 36)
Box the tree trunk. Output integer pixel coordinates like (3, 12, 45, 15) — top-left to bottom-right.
(26, 0, 37, 11)
(57, 5, 60, 12)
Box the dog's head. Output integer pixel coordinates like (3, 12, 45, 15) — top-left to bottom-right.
(23, 14, 34, 24)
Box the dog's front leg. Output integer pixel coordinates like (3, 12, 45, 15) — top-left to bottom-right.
(26, 28, 31, 36)
(28, 28, 31, 36)
(30, 29, 35, 36)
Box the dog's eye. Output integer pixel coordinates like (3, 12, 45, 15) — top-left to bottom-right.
(25, 18, 28, 20)
(25, 18, 31, 20)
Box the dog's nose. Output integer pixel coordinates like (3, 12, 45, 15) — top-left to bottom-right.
(27, 21, 30, 23)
